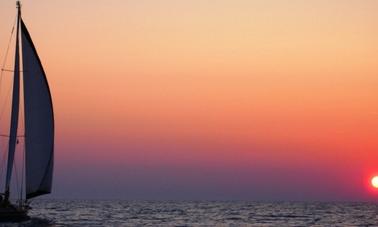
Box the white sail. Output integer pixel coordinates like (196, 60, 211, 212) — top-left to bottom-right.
(21, 20, 54, 199)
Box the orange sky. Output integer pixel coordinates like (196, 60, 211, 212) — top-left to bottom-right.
(0, 0, 377, 200)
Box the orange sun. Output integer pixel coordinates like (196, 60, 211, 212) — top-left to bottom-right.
(371, 176, 378, 189)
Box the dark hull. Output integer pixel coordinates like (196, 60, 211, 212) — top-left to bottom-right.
(0, 205, 29, 222)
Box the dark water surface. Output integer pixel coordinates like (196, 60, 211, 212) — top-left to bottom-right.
(3, 200, 378, 226)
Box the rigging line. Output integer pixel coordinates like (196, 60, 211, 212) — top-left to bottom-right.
(1, 69, 13, 72)
(0, 16, 17, 133)
(0, 16, 17, 98)
(1, 69, 24, 72)
(0, 17, 16, 69)
(20, 139, 25, 201)
(13, 154, 20, 200)
(0, 143, 8, 188)
(19, 89, 25, 201)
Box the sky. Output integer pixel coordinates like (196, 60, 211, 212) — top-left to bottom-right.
(0, 0, 377, 201)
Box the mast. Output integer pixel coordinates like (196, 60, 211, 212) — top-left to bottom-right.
(4, 0, 21, 201)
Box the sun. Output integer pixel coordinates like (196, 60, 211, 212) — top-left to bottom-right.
(371, 176, 378, 189)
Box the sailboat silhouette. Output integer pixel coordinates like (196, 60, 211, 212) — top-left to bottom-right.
(0, 1, 54, 222)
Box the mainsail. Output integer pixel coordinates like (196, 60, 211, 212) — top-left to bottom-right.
(21, 20, 54, 199)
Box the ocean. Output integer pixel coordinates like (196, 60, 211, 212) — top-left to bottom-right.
(5, 200, 378, 226)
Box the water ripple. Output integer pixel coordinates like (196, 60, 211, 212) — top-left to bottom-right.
(0, 200, 377, 226)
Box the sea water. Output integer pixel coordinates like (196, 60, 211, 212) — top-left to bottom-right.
(4, 200, 378, 226)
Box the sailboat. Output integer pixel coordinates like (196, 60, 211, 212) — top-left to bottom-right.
(0, 1, 54, 222)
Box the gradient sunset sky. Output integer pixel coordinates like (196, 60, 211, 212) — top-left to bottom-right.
(0, 0, 377, 201)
